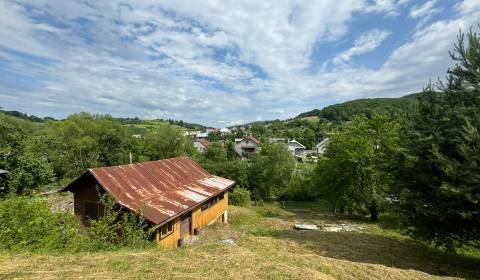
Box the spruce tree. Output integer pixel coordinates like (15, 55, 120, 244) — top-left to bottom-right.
(399, 28, 480, 249)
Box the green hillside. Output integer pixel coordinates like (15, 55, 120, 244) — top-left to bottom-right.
(296, 93, 420, 123)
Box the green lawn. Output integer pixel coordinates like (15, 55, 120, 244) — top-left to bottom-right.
(0, 203, 478, 279)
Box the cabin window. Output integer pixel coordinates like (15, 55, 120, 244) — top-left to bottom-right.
(201, 201, 209, 211)
(201, 193, 224, 212)
(84, 201, 103, 221)
(160, 220, 174, 239)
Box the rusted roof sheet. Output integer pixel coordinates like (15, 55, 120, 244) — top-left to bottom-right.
(64, 156, 234, 225)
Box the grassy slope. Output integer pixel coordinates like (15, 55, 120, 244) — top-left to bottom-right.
(0, 203, 478, 280)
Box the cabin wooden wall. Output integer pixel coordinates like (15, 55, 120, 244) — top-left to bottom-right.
(71, 175, 101, 227)
(192, 192, 228, 230)
(157, 192, 229, 248)
(156, 217, 181, 247)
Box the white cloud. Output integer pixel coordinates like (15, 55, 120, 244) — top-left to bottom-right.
(409, 0, 443, 28)
(333, 29, 391, 65)
(0, 0, 479, 126)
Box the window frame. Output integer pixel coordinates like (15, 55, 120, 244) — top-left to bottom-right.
(160, 220, 174, 239)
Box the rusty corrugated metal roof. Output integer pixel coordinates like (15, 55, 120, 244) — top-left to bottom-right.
(65, 156, 234, 224)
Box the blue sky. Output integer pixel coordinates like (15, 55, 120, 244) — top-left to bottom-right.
(0, 0, 479, 126)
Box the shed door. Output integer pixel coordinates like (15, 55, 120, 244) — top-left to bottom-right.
(180, 213, 191, 237)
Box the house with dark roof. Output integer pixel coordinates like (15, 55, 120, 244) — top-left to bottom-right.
(234, 136, 261, 158)
(62, 156, 234, 247)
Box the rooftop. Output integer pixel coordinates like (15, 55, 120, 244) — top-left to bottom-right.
(63, 156, 234, 225)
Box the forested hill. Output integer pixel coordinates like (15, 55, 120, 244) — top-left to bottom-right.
(295, 93, 420, 123)
(0, 108, 205, 131)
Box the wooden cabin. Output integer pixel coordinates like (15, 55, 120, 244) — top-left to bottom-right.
(61, 156, 235, 247)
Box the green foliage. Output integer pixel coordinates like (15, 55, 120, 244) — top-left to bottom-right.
(141, 125, 195, 161)
(39, 113, 131, 178)
(248, 143, 296, 201)
(0, 196, 84, 252)
(296, 96, 418, 123)
(312, 114, 400, 221)
(229, 187, 252, 206)
(87, 193, 153, 250)
(281, 169, 316, 201)
(207, 131, 222, 141)
(7, 152, 56, 195)
(204, 142, 227, 162)
(397, 28, 480, 249)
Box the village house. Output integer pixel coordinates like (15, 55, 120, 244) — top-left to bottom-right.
(183, 130, 197, 138)
(314, 138, 330, 156)
(61, 156, 234, 248)
(234, 136, 261, 158)
(194, 139, 210, 153)
(205, 127, 219, 134)
(196, 132, 209, 139)
(220, 128, 230, 135)
(287, 140, 306, 159)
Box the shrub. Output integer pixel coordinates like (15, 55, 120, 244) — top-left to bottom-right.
(0, 196, 84, 252)
(229, 187, 252, 206)
(87, 193, 153, 250)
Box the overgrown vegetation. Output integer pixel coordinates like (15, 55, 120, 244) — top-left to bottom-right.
(0, 194, 153, 253)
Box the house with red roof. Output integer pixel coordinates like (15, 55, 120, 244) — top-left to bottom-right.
(234, 136, 261, 158)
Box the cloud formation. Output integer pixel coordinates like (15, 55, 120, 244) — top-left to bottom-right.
(0, 0, 478, 126)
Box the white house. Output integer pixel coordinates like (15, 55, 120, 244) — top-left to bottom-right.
(235, 136, 261, 158)
(314, 138, 330, 156)
(194, 139, 211, 153)
(220, 128, 230, 135)
(287, 140, 306, 158)
(196, 132, 209, 139)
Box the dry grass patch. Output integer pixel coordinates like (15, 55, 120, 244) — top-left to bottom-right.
(0, 204, 478, 279)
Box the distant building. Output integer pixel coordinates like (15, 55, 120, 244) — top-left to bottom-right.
(314, 138, 330, 156)
(183, 130, 197, 138)
(287, 140, 306, 158)
(206, 127, 219, 134)
(235, 136, 261, 158)
(220, 128, 230, 135)
(194, 139, 211, 153)
(196, 132, 209, 139)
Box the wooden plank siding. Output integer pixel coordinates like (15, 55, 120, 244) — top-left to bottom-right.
(157, 192, 229, 248)
(156, 217, 181, 247)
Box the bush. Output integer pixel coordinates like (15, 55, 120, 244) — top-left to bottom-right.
(229, 187, 252, 206)
(0, 196, 84, 252)
(87, 193, 153, 250)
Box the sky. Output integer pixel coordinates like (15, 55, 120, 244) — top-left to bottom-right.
(0, 0, 479, 127)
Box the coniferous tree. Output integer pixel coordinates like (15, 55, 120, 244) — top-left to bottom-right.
(398, 28, 480, 249)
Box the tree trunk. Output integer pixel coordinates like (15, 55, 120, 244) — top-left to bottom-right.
(368, 201, 378, 222)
